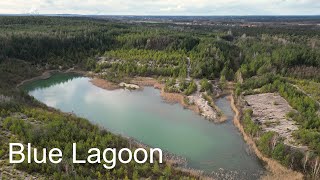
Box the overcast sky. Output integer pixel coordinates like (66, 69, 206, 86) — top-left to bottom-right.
(0, 0, 319, 15)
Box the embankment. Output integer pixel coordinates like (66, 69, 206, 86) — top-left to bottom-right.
(90, 78, 120, 90)
(91, 76, 228, 123)
(132, 77, 200, 113)
(228, 94, 303, 180)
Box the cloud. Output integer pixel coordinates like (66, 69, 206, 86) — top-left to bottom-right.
(0, 0, 319, 15)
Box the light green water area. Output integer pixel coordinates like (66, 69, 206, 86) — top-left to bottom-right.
(23, 73, 264, 179)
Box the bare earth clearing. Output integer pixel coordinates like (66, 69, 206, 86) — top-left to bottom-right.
(230, 95, 303, 180)
(244, 93, 307, 150)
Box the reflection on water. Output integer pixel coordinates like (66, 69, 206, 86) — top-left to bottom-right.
(22, 72, 81, 92)
(23, 73, 265, 180)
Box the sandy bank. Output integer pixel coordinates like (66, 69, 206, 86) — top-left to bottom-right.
(90, 77, 227, 123)
(130, 77, 159, 86)
(161, 89, 200, 113)
(229, 94, 303, 180)
(132, 77, 200, 113)
(91, 77, 144, 91)
(89, 77, 200, 112)
(90, 78, 120, 90)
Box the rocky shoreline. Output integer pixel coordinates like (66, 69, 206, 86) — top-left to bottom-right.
(90, 76, 227, 123)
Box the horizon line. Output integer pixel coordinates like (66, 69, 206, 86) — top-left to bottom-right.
(1, 14, 320, 17)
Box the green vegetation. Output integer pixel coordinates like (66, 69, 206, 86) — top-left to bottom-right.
(0, 17, 115, 67)
(242, 111, 306, 173)
(235, 33, 320, 177)
(242, 109, 260, 137)
(1, 16, 320, 178)
(1, 108, 193, 179)
(163, 78, 197, 96)
(292, 79, 320, 102)
(184, 81, 197, 96)
(101, 49, 187, 77)
(0, 60, 194, 179)
(239, 75, 320, 177)
(200, 79, 212, 93)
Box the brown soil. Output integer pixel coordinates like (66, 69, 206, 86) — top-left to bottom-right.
(218, 114, 228, 123)
(90, 78, 120, 90)
(131, 77, 200, 113)
(160, 90, 200, 113)
(91, 76, 227, 121)
(229, 94, 303, 180)
(130, 77, 159, 86)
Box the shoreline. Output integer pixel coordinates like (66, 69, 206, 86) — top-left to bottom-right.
(16, 74, 209, 179)
(131, 77, 198, 111)
(229, 94, 304, 180)
(90, 76, 229, 123)
(18, 71, 291, 179)
(90, 78, 120, 90)
(16, 68, 86, 88)
(21, 72, 291, 178)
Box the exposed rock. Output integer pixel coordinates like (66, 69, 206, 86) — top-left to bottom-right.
(187, 80, 219, 122)
(244, 93, 307, 151)
(119, 82, 140, 89)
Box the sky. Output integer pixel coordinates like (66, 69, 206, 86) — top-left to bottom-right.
(0, 0, 319, 16)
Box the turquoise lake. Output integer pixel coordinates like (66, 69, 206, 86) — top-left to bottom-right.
(23, 73, 264, 179)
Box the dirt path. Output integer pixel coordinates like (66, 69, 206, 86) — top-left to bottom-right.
(229, 94, 303, 180)
(291, 83, 320, 115)
(292, 84, 320, 105)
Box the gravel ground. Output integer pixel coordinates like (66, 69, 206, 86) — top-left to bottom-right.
(244, 93, 307, 150)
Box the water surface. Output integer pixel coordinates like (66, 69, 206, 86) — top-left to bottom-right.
(23, 74, 264, 179)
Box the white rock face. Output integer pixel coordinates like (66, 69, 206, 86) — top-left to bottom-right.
(119, 82, 140, 89)
(188, 94, 217, 120)
(187, 80, 218, 121)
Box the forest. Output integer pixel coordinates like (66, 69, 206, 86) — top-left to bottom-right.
(0, 16, 320, 178)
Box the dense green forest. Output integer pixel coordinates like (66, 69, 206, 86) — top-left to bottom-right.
(1, 16, 320, 178)
(0, 17, 198, 179)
